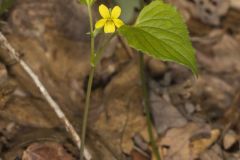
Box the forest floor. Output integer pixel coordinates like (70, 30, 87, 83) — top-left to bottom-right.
(0, 0, 240, 160)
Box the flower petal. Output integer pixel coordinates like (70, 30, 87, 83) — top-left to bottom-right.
(99, 4, 110, 18)
(111, 6, 121, 19)
(104, 21, 115, 33)
(113, 18, 124, 28)
(95, 19, 107, 29)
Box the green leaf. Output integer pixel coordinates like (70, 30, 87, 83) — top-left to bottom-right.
(0, 0, 15, 15)
(119, 1, 197, 75)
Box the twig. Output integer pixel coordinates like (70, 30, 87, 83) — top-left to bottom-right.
(0, 32, 92, 160)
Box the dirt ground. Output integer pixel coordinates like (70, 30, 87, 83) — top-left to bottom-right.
(0, 0, 240, 159)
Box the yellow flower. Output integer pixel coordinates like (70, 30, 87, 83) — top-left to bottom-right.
(95, 4, 124, 33)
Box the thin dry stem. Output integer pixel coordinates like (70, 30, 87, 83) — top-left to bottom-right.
(0, 32, 92, 160)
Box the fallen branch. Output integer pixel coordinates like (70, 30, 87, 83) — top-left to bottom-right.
(0, 32, 92, 160)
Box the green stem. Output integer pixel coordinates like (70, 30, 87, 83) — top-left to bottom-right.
(138, 1, 161, 159)
(80, 4, 96, 160)
(88, 7, 95, 67)
(139, 53, 161, 160)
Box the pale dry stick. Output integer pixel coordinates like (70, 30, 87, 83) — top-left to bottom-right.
(0, 32, 92, 160)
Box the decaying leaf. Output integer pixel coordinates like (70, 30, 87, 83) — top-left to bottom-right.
(150, 92, 187, 134)
(190, 129, 220, 158)
(168, 0, 230, 26)
(0, 63, 16, 110)
(131, 149, 148, 160)
(223, 130, 238, 150)
(193, 0, 230, 26)
(159, 123, 220, 160)
(93, 61, 147, 155)
(199, 144, 223, 160)
(22, 142, 75, 160)
(0, 97, 60, 128)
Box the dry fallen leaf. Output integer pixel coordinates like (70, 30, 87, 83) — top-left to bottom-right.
(147, 58, 167, 77)
(199, 144, 223, 160)
(190, 129, 220, 158)
(159, 123, 220, 160)
(223, 130, 238, 150)
(150, 92, 187, 134)
(131, 149, 148, 160)
(196, 34, 240, 83)
(168, 0, 230, 25)
(22, 142, 75, 160)
(159, 123, 201, 160)
(193, 0, 230, 26)
(93, 62, 147, 155)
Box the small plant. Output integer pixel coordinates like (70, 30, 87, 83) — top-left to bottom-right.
(79, 0, 197, 159)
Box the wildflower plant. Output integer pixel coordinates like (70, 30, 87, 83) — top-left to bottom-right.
(79, 0, 197, 159)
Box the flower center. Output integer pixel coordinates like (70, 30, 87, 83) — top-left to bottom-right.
(106, 19, 113, 23)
